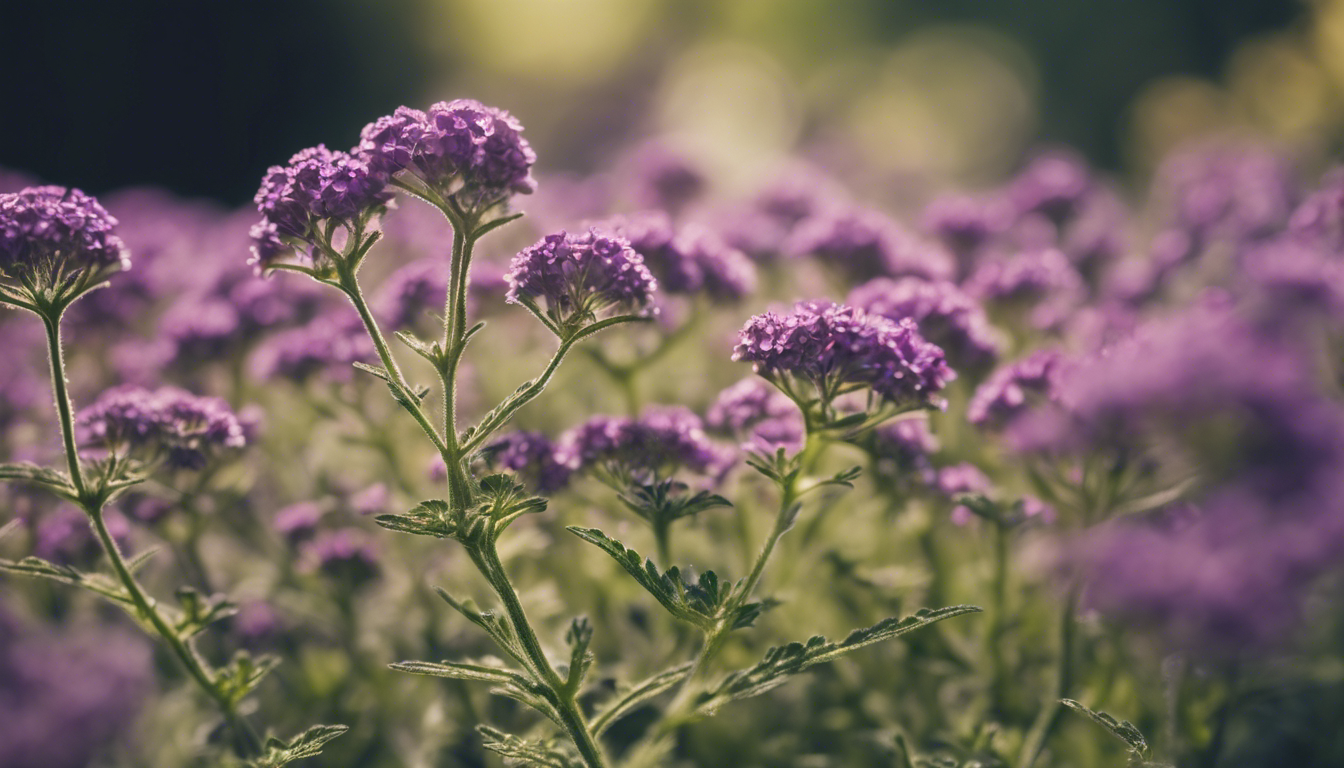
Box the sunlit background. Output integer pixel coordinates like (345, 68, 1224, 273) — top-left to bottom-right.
(3, 0, 1342, 202)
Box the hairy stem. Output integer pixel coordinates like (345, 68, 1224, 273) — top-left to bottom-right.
(40, 311, 260, 757)
(471, 540, 609, 768)
(1018, 585, 1079, 768)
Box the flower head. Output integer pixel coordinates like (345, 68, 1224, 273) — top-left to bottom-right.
(968, 349, 1065, 430)
(357, 99, 536, 212)
(787, 206, 954, 283)
(301, 528, 380, 586)
(557, 406, 730, 484)
(707, 378, 804, 454)
(732, 301, 954, 410)
(482, 431, 572, 494)
(76, 385, 248, 470)
(848, 277, 1001, 367)
(505, 228, 657, 329)
(0, 186, 129, 294)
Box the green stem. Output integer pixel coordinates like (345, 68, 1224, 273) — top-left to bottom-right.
(39, 311, 262, 757)
(338, 264, 450, 462)
(472, 540, 609, 768)
(1018, 585, 1079, 768)
(988, 520, 1010, 719)
(42, 314, 86, 497)
(461, 315, 647, 455)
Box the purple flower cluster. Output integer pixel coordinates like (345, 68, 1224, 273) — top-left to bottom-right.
(250, 146, 391, 273)
(0, 186, 129, 287)
(707, 377, 804, 454)
(375, 258, 450, 331)
(556, 406, 730, 483)
(0, 610, 153, 768)
(483, 430, 573, 493)
(964, 247, 1084, 328)
(505, 228, 657, 326)
(624, 142, 705, 214)
(300, 528, 381, 586)
(718, 164, 843, 262)
(732, 301, 954, 409)
(967, 349, 1065, 429)
(870, 417, 939, 484)
(249, 309, 373, 382)
(606, 213, 755, 302)
(356, 100, 536, 207)
(848, 277, 1002, 367)
(76, 385, 248, 470)
(33, 507, 130, 566)
(787, 205, 954, 283)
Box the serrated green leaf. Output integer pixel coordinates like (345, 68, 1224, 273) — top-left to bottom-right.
(566, 527, 717, 629)
(590, 662, 694, 736)
(0, 462, 77, 499)
(250, 724, 349, 767)
(374, 499, 455, 539)
(216, 651, 279, 707)
(389, 658, 529, 687)
(693, 605, 982, 715)
(173, 586, 237, 639)
(477, 725, 580, 768)
(0, 555, 135, 606)
(1061, 699, 1152, 763)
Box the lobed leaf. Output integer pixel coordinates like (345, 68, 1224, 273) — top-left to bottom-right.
(477, 726, 580, 768)
(590, 662, 694, 736)
(693, 605, 982, 715)
(1061, 699, 1153, 764)
(567, 526, 719, 629)
(250, 724, 349, 768)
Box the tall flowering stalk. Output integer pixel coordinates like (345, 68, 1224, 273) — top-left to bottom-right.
(247, 101, 982, 768)
(0, 187, 346, 764)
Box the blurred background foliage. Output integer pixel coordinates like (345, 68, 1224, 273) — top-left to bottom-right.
(2, 0, 1341, 202)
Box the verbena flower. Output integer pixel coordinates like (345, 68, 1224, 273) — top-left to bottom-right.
(964, 247, 1085, 328)
(504, 228, 657, 330)
(0, 186, 129, 296)
(967, 349, 1065, 430)
(848, 277, 1001, 368)
(556, 406, 730, 485)
(624, 142, 705, 214)
(707, 377, 804, 454)
(718, 164, 844, 262)
(933, 462, 994, 525)
(249, 145, 392, 274)
(482, 430, 573, 494)
(301, 528, 381, 586)
(1288, 166, 1344, 249)
(787, 205, 954, 283)
(375, 257, 450, 332)
(1150, 141, 1299, 252)
(1005, 150, 1094, 222)
(274, 501, 325, 545)
(920, 193, 1010, 271)
(732, 301, 954, 412)
(607, 213, 755, 302)
(869, 417, 939, 486)
(76, 385, 248, 470)
(356, 99, 536, 213)
(249, 309, 373, 382)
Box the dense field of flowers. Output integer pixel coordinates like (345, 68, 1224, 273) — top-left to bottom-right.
(2, 96, 1343, 768)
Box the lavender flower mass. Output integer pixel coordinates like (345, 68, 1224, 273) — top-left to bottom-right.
(4, 5, 1344, 767)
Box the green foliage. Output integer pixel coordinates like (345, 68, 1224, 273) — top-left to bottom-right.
(1060, 700, 1164, 766)
(0, 461, 78, 500)
(567, 526, 772, 631)
(173, 587, 238, 639)
(477, 726, 582, 768)
(618, 479, 732, 526)
(249, 725, 350, 768)
(215, 651, 280, 709)
(589, 663, 694, 737)
(375, 477, 547, 544)
(692, 605, 983, 716)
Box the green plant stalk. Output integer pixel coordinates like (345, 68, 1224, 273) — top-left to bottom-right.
(40, 311, 263, 758)
(469, 539, 610, 768)
(988, 519, 1010, 720)
(346, 207, 612, 767)
(1018, 585, 1079, 768)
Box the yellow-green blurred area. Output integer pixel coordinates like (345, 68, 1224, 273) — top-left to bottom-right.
(2, 0, 1342, 199)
